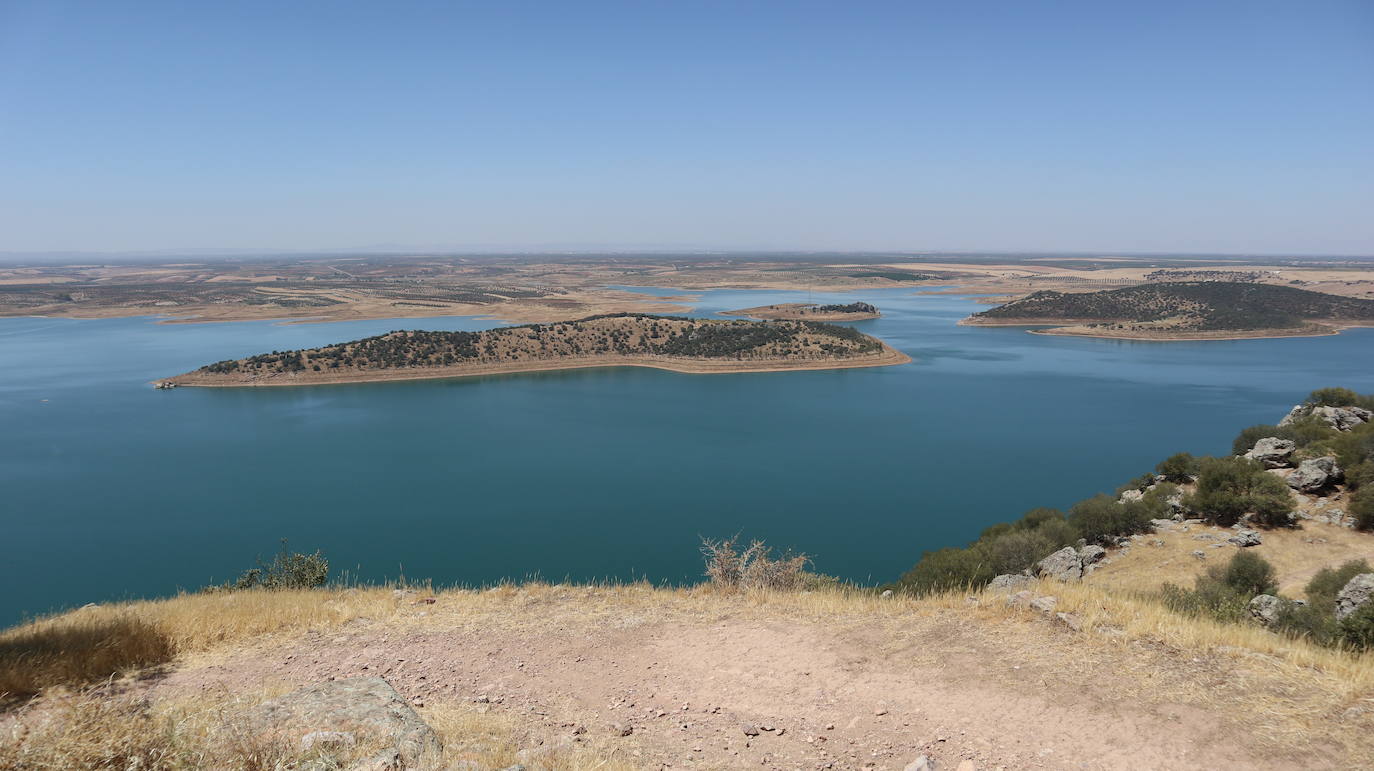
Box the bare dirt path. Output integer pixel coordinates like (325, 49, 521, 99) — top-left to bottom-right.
(149, 588, 1298, 770)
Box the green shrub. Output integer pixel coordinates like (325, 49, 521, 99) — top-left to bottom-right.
(1185, 456, 1295, 527)
(896, 546, 993, 594)
(1345, 460, 1374, 492)
(1305, 387, 1374, 411)
(221, 540, 329, 591)
(1272, 602, 1335, 642)
(1068, 494, 1154, 545)
(1155, 452, 1199, 483)
(1352, 488, 1374, 532)
(1220, 550, 1278, 597)
(1160, 552, 1278, 625)
(1305, 559, 1372, 610)
(1338, 603, 1374, 651)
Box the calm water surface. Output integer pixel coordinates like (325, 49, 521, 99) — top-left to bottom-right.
(3, 287, 1373, 624)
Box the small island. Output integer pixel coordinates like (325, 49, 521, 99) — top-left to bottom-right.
(159, 313, 910, 387)
(725, 301, 880, 321)
(962, 282, 1374, 340)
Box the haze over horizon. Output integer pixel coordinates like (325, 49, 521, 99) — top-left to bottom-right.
(2, 1, 1371, 256)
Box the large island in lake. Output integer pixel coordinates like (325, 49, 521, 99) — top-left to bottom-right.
(160, 313, 910, 387)
(962, 281, 1374, 340)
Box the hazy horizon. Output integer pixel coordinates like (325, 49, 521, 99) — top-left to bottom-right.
(2, 1, 1371, 255)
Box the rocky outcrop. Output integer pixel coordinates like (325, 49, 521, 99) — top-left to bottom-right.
(1248, 594, 1285, 626)
(1036, 547, 1083, 582)
(251, 677, 440, 767)
(1243, 437, 1296, 468)
(1286, 457, 1343, 492)
(1228, 530, 1262, 547)
(1279, 403, 1372, 431)
(1118, 489, 1144, 504)
(987, 574, 1033, 591)
(1035, 544, 1107, 582)
(1335, 574, 1374, 621)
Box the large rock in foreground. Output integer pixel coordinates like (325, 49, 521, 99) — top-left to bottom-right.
(1243, 437, 1296, 468)
(1286, 457, 1343, 492)
(1336, 574, 1374, 621)
(252, 676, 440, 767)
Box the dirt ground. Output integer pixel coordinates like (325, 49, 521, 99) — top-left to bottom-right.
(142, 578, 1371, 770)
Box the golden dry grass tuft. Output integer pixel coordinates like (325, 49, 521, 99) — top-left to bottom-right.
(0, 613, 173, 699)
(0, 588, 399, 700)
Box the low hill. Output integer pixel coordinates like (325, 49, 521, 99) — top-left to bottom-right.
(160, 313, 909, 387)
(966, 282, 1374, 339)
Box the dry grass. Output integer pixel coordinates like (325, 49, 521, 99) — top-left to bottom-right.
(1086, 520, 1374, 597)
(0, 588, 399, 700)
(0, 685, 640, 770)
(0, 613, 173, 700)
(5, 576, 1374, 767)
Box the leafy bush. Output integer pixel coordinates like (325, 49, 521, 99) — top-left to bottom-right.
(1068, 494, 1155, 545)
(1221, 550, 1278, 597)
(1270, 559, 1371, 645)
(1185, 456, 1295, 527)
(221, 541, 329, 591)
(895, 507, 1074, 594)
(701, 536, 810, 591)
(1161, 552, 1277, 624)
(1305, 387, 1374, 411)
(1155, 452, 1199, 482)
(896, 546, 994, 595)
(1338, 603, 1374, 651)
(1343, 460, 1374, 492)
(1305, 560, 1372, 610)
(1352, 488, 1374, 532)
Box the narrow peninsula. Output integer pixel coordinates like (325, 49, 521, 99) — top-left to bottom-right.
(725, 301, 881, 321)
(160, 313, 910, 387)
(962, 281, 1374, 340)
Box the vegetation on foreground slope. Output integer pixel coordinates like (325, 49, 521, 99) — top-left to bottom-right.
(173, 313, 901, 384)
(970, 281, 1374, 333)
(894, 386, 1374, 651)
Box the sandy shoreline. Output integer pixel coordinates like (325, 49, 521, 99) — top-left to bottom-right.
(959, 316, 1374, 341)
(160, 346, 912, 388)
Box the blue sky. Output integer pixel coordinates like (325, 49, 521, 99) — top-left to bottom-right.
(1, 1, 1371, 255)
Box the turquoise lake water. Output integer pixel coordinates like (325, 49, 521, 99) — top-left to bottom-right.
(3, 287, 1373, 625)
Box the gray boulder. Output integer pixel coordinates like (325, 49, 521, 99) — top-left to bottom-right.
(1118, 489, 1145, 504)
(1036, 547, 1083, 582)
(987, 574, 1033, 591)
(1280, 403, 1372, 431)
(1228, 530, 1262, 547)
(1311, 405, 1372, 431)
(1248, 594, 1285, 626)
(1078, 545, 1107, 567)
(252, 677, 440, 766)
(1244, 437, 1297, 468)
(1335, 574, 1374, 621)
(1286, 457, 1343, 492)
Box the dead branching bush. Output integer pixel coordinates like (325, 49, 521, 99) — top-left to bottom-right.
(701, 536, 810, 591)
(0, 611, 174, 700)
